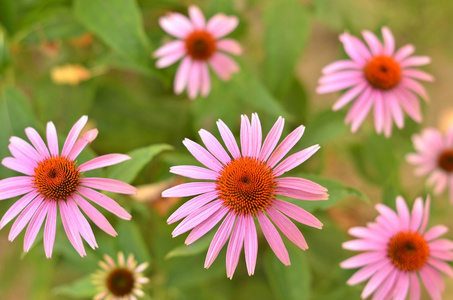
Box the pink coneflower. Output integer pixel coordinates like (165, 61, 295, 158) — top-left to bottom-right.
(317, 27, 433, 137)
(0, 116, 135, 258)
(162, 113, 328, 278)
(92, 252, 149, 300)
(341, 196, 453, 300)
(407, 127, 453, 203)
(153, 5, 242, 99)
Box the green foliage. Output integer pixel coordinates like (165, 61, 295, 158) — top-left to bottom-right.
(53, 275, 98, 298)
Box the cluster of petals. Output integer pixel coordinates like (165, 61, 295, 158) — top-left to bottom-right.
(407, 127, 453, 203)
(0, 116, 135, 258)
(153, 5, 242, 99)
(341, 196, 453, 300)
(163, 113, 328, 278)
(317, 27, 433, 137)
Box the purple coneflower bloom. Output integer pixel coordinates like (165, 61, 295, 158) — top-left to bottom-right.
(407, 127, 453, 203)
(341, 196, 453, 300)
(92, 252, 149, 300)
(162, 113, 328, 278)
(153, 5, 242, 99)
(317, 27, 433, 137)
(0, 116, 135, 258)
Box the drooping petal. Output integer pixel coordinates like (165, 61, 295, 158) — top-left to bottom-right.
(267, 206, 308, 250)
(174, 57, 192, 94)
(167, 191, 218, 224)
(67, 129, 98, 161)
(24, 200, 49, 252)
(226, 215, 245, 279)
(73, 194, 117, 236)
(0, 192, 38, 229)
(185, 206, 228, 245)
(59, 200, 86, 257)
(257, 212, 290, 265)
(77, 186, 131, 220)
(273, 199, 323, 229)
(205, 212, 235, 268)
(217, 39, 242, 55)
(44, 200, 57, 258)
(209, 52, 239, 81)
(8, 196, 44, 241)
(243, 214, 258, 276)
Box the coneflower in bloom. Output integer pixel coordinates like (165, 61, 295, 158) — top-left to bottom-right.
(153, 5, 242, 99)
(92, 252, 149, 300)
(317, 27, 433, 137)
(407, 127, 453, 203)
(162, 113, 328, 278)
(341, 196, 453, 300)
(0, 116, 135, 258)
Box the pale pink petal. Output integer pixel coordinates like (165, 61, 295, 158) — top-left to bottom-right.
(167, 191, 218, 224)
(381, 27, 395, 56)
(371, 267, 398, 300)
(267, 125, 305, 168)
(243, 214, 258, 276)
(397, 89, 422, 122)
(347, 227, 387, 242)
(2, 157, 34, 176)
(259, 117, 284, 162)
(159, 13, 193, 39)
(199, 129, 231, 165)
(187, 61, 202, 99)
(332, 82, 367, 111)
(428, 258, 453, 276)
(188, 5, 205, 29)
(206, 15, 238, 38)
(340, 251, 386, 269)
(9, 196, 44, 241)
(318, 70, 363, 86)
(77, 186, 131, 220)
(394, 44, 415, 62)
(171, 200, 223, 237)
(155, 51, 185, 68)
(410, 197, 424, 231)
(430, 250, 453, 261)
(257, 211, 290, 265)
(67, 129, 98, 161)
(396, 196, 410, 230)
(24, 200, 49, 252)
(209, 52, 239, 81)
(275, 177, 328, 194)
(162, 182, 216, 198)
(409, 272, 421, 300)
(46, 121, 59, 157)
(59, 200, 86, 256)
(342, 239, 386, 251)
(25, 127, 50, 158)
(400, 56, 431, 68)
(8, 143, 38, 167)
(403, 69, 434, 82)
(240, 114, 251, 157)
(174, 57, 192, 94)
(392, 270, 410, 300)
(387, 92, 404, 128)
(419, 265, 443, 300)
(185, 206, 228, 245)
(429, 239, 453, 251)
(273, 199, 323, 229)
(375, 203, 401, 230)
(250, 113, 262, 159)
(424, 225, 448, 241)
(200, 62, 211, 97)
(205, 212, 235, 268)
(226, 215, 245, 279)
(345, 87, 373, 132)
(79, 154, 130, 172)
(321, 60, 362, 75)
(362, 30, 383, 56)
(316, 77, 364, 94)
(361, 263, 394, 299)
(373, 90, 384, 134)
(170, 165, 219, 180)
(0, 176, 34, 200)
(275, 186, 328, 201)
(346, 259, 389, 285)
(72, 194, 117, 236)
(9, 136, 42, 162)
(61, 116, 88, 157)
(217, 119, 241, 159)
(67, 197, 97, 249)
(80, 178, 136, 194)
(153, 40, 185, 58)
(339, 33, 368, 64)
(419, 196, 430, 234)
(44, 200, 57, 258)
(401, 78, 429, 101)
(0, 192, 38, 229)
(267, 206, 308, 250)
(217, 39, 242, 55)
(273, 144, 321, 176)
(182, 138, 223, 172)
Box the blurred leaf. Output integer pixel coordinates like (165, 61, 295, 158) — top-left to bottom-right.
(281, 78, 309, 125)
(29, 258, 55, 300)
(264, 242, 311, 300)
(53, 275, 97, 298)
(0, 0, 16, 34)
(263, 0, 310, 97)
(165, 231, 214, 259)
(0, 27, 11, 74)
(99, 52, 162, 78)
(107, 143, 172, 184)
(116, 220, 151, 264)
(74, 0, 151, 64)
(301, 109, 348, 148)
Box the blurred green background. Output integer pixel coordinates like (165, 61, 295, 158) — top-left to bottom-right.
(0, 0, 452, 299)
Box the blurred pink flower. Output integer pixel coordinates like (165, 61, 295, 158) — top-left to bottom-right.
(0, 116, 135, 258)
(341, 196, 453, 300)
(162, 113, 328, 278)
(317, 27, 433, 137)
(407, 127, 453, 203)
(153, 5, 242, 99)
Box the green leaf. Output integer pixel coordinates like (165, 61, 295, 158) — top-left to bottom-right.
(116, 220, 152, 264)
(53, 275, 98, 298)
(264, 242, 311, 300)
(300, 109, 348, 148)
(0, 27, 11, 74)
(74, 0, 151, 64)
(263, 0, 310, 97)
(107, 144, 172, 184)
(165, 231, 214, 259)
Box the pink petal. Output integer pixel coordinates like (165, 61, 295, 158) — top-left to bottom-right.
(275, 177, 328, 194)
(387, 92, 404, 128)
(182, 138, 223, 172)
(272, 199, 323, 229)
(345, 87, 373, 132)
(428, 258, 453, 276)
(339, 33, 369, 64)
(401, 78, 429, 101)
(373, 91, 384, 134)
(409, 272, 421, 300)
(67, 129, 98, 161)
(24, 200, 49, 252)
(275, 186, 328, 201)
(199, 62, 211, 97)
(46, 121, 59, 157)
(361, 263, 394, 299)
(159, 13, 193, 39)
(44, 200, 57, 258)
(2, 157, 34, 176)
(394, 44, 415, 62)
(273, 144, 321, 177)
(403, 69, 434, 82)
(155, 51, 185, 68)
(162, 182, 216, 198)
(321, 60, 361, 75)
(375, 203, 400, 230)
(217, 39, 242, 55)
(243, 215, 258, 276)
(381, 27, 395, 56)
(240, 114, 251, 157)
(371, 267, 398, 300)
(9, 136, 42, 162)
(346, 259, 389, 285)
(25, 127, 50, 159)
(174, 57, 192, 94)
(167, 191, 218, 224)
(187, 61, 202, 99)
(400, 56, 431, 68)
(259, 117, 284, 162)
(0, 192, 38, 229)
(362, 30, 383, 56)
(424, 225, 448, 241)
(342, 239, 386, 251)
(209, 52, 239, 81)
(62, 116, 88, 157)
(0, 176, 34, 200)
(198, 129, 231, 165)
(59, 200, 86, 256)
(67, 197, 97, 249)
(419, 265, 443, 300)
(392, 270, 410, 300)
(188, 5, 205, 29)
(226, 215, 245, 279)
(217, 119, 241, 159)
(318, 70, 363, 85)
(410, 197, 424, 231)
(80, 178, 136, 194)
(79, 154, 130, 172)
(340, 251, 386, 269)
(429, 239, 453, 251)
(347, 226, 388, 242)
(419, 196, 430, 234)
(267, 206, 308, 250)
(250, 113, 262, 159)
(316, 77, 364, 94)
(257, 211, 290, 265)
(396, 196, 410, 230)
(205, 212, 236, 268)
(185, 206, 228, 245)
(397, 89, 422, 122)
(77, 186, 131, 220)
(267, 125, 305, 168)
(332, 82, 367, 111)
(9, 196, 44, 241)
(206, 14, 238, 38)
(170, 165, 219, 180)
(153, 40, 185, 58)
(8, 142, 38, 167)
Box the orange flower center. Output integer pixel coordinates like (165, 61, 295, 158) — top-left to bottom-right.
(438, 149, 453, 172)
(216, 157, 276, 215)
(33, 157, 80, 201)
(387, 231, 429, 271)
(106, 268, 135, 297)
(185, 30, 216, 60)
(364, 55, 402, 90)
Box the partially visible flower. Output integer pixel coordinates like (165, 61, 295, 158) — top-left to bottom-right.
(92, 252, 149, 300)
(69, 33, 94, 48)
(163, 113, 328, 278)
(0, 116, 136, 258)
(51, 64, 91, 86)
(407, 127, 453, 203)
(341, 196, 453, 300)
(153, 5, 242, 99)
(317, 27, 433, 137)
